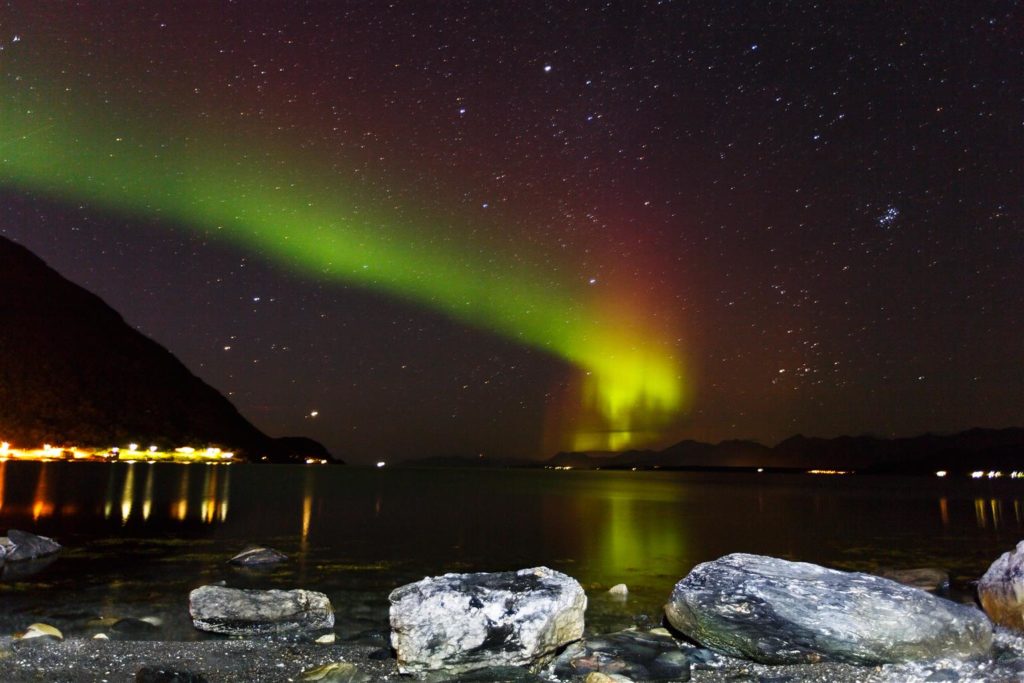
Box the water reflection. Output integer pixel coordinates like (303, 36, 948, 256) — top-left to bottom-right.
(200, 466, 217, 524)
(174, 466, 190, 521)
(559, 474, 692, 583)
(599, 494, 685, 579)
(104, 466, 116, 519)
(32, 463, 53, 521)
(8, 465, 1024, 597)
(12, 463, 235, 527)
(970, 497, 1024, 531)
(120, 463, 135, 524)
(142, 464, 155, 521)
(301, 469, 314, 550)
(218, 468, 230, 523)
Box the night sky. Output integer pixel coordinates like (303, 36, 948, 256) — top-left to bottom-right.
(1, 2, 1021, 464)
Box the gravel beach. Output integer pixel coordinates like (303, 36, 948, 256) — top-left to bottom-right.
(5, 629, 1024, 683)
(0, 638, 398, 682)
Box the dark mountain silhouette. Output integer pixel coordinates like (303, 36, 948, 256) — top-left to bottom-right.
(0, 236, 335, 463)
(547, 428, 1024, 474)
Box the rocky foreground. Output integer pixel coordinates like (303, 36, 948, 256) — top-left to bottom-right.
(5, 627, 1024, 682)
(6, 531, 1024, 682)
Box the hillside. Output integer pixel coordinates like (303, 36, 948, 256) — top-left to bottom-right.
(0, 236, 333, 463)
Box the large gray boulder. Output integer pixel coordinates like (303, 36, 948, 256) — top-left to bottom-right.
(1, 529, 61, 562)
(189, 585, 334, 636)
(389, 566, 586, 674)
(665, 553, 992, 664)
(979, 541, 1024, 630)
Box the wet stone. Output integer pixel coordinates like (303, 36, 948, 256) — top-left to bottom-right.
(877, 567, 950, 593)
(229, 545, 288, 566)
(2, 529, 61, 562)
(189, 585, 334, 636)
(551, 629, 692, 682)
(12, 634, 62, 648)
(300, 662, 371, 682)
(585, 673, 636, 683)
(979, 541, 1024, 630)
(666, 553, 993, 665)
(18, 623, 63, 641)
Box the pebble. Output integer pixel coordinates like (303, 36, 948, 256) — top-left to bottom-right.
(300, 661, 370, 682)
(19, 623, 63, 640)
(586, 673, 636, 683)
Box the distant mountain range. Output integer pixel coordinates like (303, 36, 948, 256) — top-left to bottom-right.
(400, 428, 1024, 474)
(0, 236, 334, 463)
(546, 428, 1024, 474)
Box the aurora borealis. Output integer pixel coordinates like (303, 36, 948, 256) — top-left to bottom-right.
(0, 72, 686, 451)
(1, 2, 1020, 463)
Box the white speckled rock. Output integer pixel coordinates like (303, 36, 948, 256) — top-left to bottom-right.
(189, 585, 334, 636)
(979, 541, 1024, 630)
(389, 566, 586, 674)
(666, 553, 992, 664)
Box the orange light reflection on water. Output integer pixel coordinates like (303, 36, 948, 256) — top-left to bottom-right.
(300, 469, 314, 551)
(32, 464, 54, 520)
(174, 467, 189, 521)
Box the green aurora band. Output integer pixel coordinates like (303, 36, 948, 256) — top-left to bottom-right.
(1, 82, 688, 450)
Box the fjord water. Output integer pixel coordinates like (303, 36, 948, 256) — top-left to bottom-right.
(0, 462, 1021, 640)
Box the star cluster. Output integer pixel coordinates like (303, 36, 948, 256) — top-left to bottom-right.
(1, 1, 1020, 462)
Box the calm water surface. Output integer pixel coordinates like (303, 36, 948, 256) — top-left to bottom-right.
(0, 462, 1021, 640)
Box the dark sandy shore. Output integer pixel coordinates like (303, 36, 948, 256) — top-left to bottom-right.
(0, 638, 397, 683)
(5, 630, 1024, 683)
